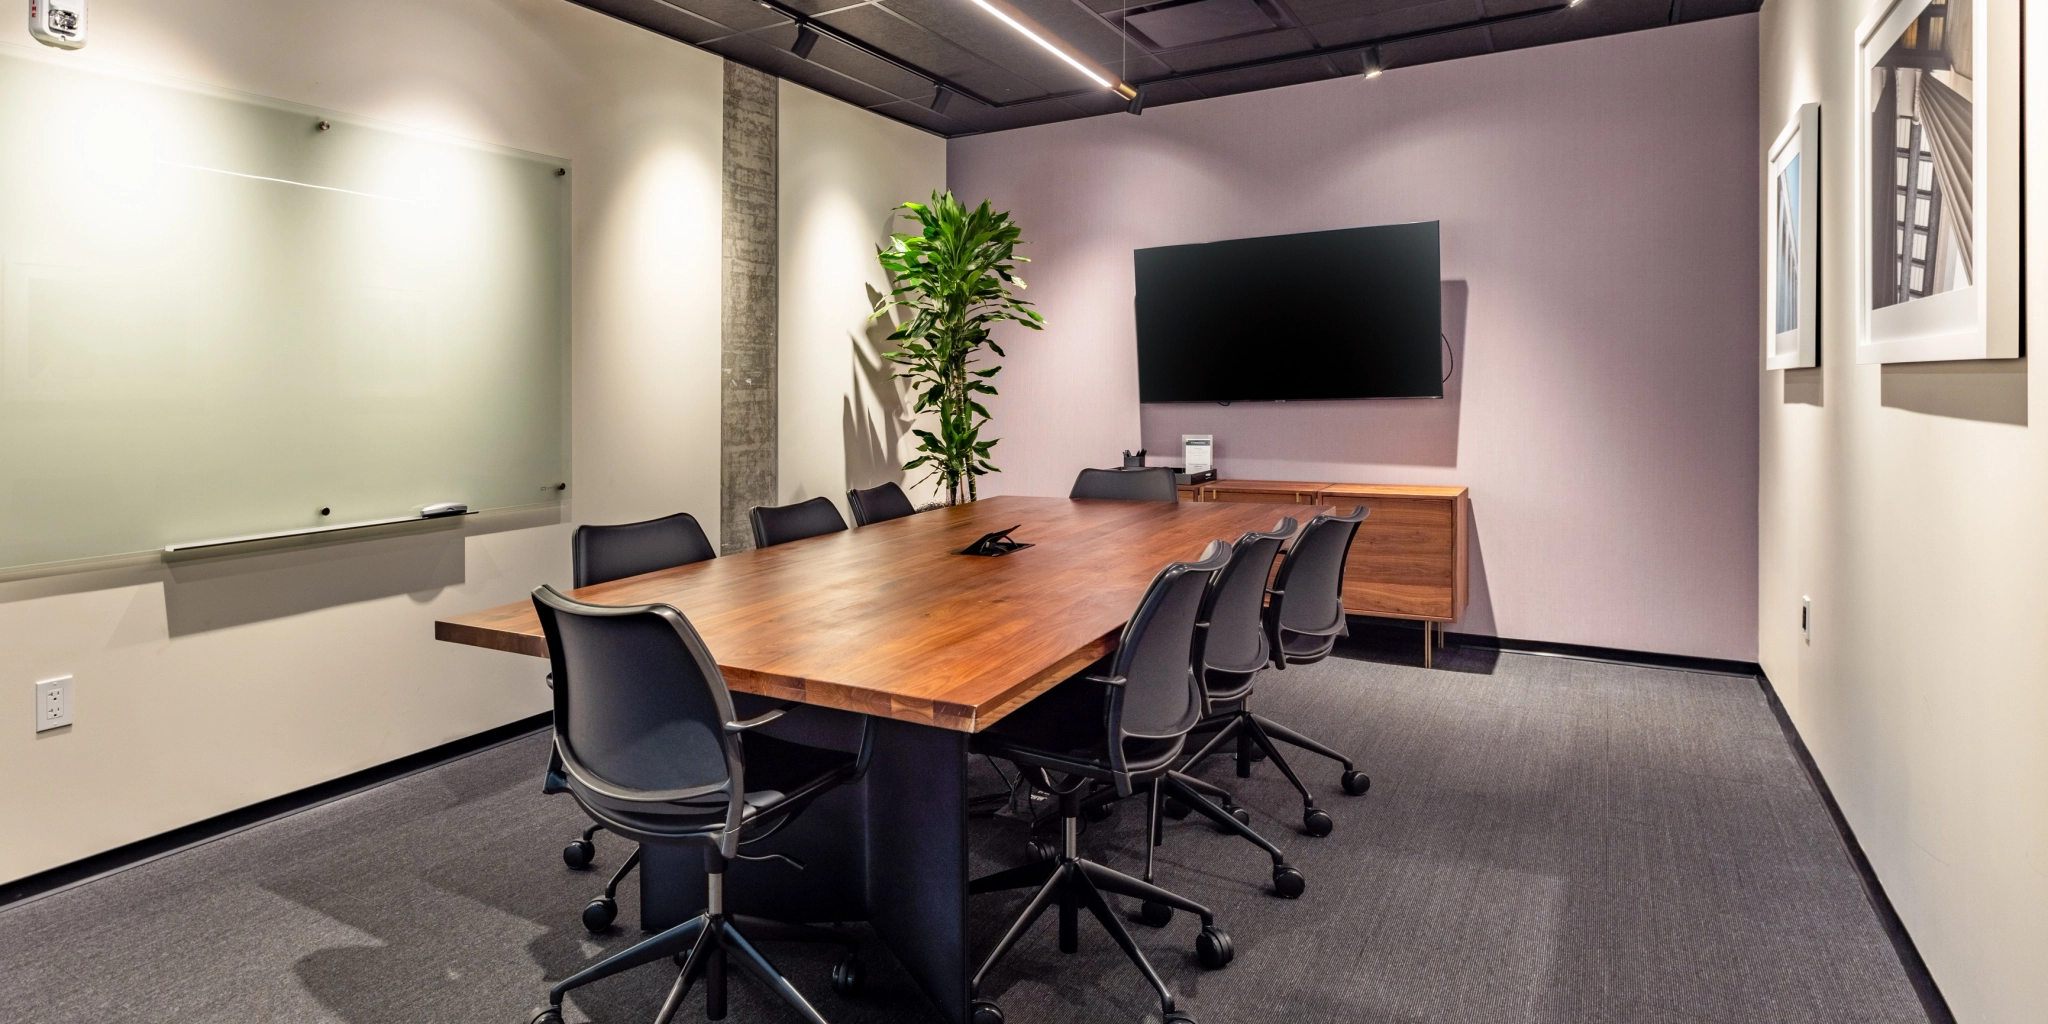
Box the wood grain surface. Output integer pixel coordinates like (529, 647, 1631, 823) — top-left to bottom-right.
(436, 496, 1319, 732)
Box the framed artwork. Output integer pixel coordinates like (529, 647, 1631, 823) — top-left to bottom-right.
(1767, 103, 1821, 369)
(1855, 0, 2021, 363)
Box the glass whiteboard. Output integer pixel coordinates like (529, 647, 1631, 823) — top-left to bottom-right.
(0, 47, 569, 572)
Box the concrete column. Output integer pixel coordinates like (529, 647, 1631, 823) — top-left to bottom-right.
(720, 61, 778, 554)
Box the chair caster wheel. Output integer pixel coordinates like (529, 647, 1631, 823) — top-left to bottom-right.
(830, 953, 866, 996)
(1272, 864, 1306, 899)
(1161, 796, 1191, 820)
(1164, 1011, 1197, 1023)
(1081, 800, 1116, 823)
(1024, 838, 1059, 864)
(582, 896, 617, 932)
(563, 839, 595, 870)
(1342, 770, 1371, 796)
(1302, 808, 1334, 837)
(971, 998, 1005, 1024)
(1136, 900, 1174, 928)
(531, 1007, 565, 1024)
(1196, 925, 1234, 969)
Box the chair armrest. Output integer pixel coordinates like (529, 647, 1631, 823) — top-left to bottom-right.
(1083, 673, 1128, 687)
(725, 702, 801, 731)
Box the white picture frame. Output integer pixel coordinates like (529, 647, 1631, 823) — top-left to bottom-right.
(1854, 0, 2021, 363)
(1767, 103, 1821, 369)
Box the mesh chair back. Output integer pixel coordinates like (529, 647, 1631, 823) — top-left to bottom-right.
(750, 496, 848, 548)
(533, 586, 739, 801)
(1105, 541, 1231, 752)
(573, 512, 715, 588)
(1070, 467, 1179, 502)
(1270, 507, 1368, 641)
(1199, 519, 1298, 677)
(847, 481, 917, 527)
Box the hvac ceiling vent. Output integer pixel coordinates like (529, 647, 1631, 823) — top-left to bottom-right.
(1123, 0, 1279, 49)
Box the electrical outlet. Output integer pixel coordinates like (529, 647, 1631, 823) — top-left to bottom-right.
(35, 676, 72, 732)
(1801, 596, 1812, 644)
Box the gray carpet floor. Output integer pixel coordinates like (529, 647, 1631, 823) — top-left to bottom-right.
(0, 645, 1932, 1024)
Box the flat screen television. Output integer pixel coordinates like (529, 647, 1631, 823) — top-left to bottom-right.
(1134, 222, 1442, 402)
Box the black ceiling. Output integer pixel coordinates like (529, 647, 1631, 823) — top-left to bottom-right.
(570, 0, 1759, 136)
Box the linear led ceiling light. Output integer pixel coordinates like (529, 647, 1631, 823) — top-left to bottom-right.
(969, 0, 1138, 100)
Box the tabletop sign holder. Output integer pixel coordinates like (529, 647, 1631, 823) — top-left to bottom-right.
(959, 526, 1032, 557)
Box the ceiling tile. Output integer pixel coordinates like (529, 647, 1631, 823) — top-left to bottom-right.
(1126, 0, 1279, 48)
(569, 0, 732, 43)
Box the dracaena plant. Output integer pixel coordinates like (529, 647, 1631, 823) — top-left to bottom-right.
(870, 191, 1043, 505)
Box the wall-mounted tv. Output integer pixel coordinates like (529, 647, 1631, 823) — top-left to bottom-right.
(1134, 222, 1443, 402)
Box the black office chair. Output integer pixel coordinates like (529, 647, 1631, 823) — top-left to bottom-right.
(553, 513, 720, 930)
(964, 542, 1240, 1024)
(529, 585, 873, 1024)
(750, 497, 848, 548)
(1069, 466, 1179, 502)
(1180, 508, 1372, 824)
(846, 482, 917, 527)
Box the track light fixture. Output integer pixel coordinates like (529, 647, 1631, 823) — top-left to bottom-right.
(1362, 46, 1383, 79)
(1126, 86, 1144, 115)
(931, 86, 953, 113)
(790, 23, 819, 59)
(969, 0, 1138, 100)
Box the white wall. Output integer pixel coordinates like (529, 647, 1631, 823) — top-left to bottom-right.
(778, 81, 947, 516)
(1757, 1, 2048, 1020)
(0, 0, 924, 884)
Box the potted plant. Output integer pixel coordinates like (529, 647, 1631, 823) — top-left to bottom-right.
(871, 191, 1042, 506)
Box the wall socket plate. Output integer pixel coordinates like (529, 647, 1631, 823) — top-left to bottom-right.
(35, 675, 72, 731)
(1801, 596, 1812, 643)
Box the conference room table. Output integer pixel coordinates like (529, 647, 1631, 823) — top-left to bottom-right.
(436, 494, 1333, 1023)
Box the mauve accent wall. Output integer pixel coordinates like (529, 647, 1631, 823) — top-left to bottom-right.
(949, 15, 1761, 661)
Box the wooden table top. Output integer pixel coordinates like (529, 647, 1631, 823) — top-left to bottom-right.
(436, 495, 1326, 733)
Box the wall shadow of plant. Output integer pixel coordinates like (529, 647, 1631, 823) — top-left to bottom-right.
(843, 283, 924, 503)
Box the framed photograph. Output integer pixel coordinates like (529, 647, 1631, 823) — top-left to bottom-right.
(1855, 0, 2021, 363)
(1767, 103, 1821, 369)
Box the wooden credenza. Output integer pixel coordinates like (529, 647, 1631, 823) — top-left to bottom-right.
(1181, 480, 1469, 650)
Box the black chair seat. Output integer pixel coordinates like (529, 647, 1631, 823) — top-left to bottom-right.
(565, 732, 857, 844)
(1279, 630, 1338, 662)
(977, 677, 1181, 769)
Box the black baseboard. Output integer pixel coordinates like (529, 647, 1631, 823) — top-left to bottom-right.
(1753, 674, 1955, 1024)
(1343, 615, 1764, 677)
(0, 712, 552, 911)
